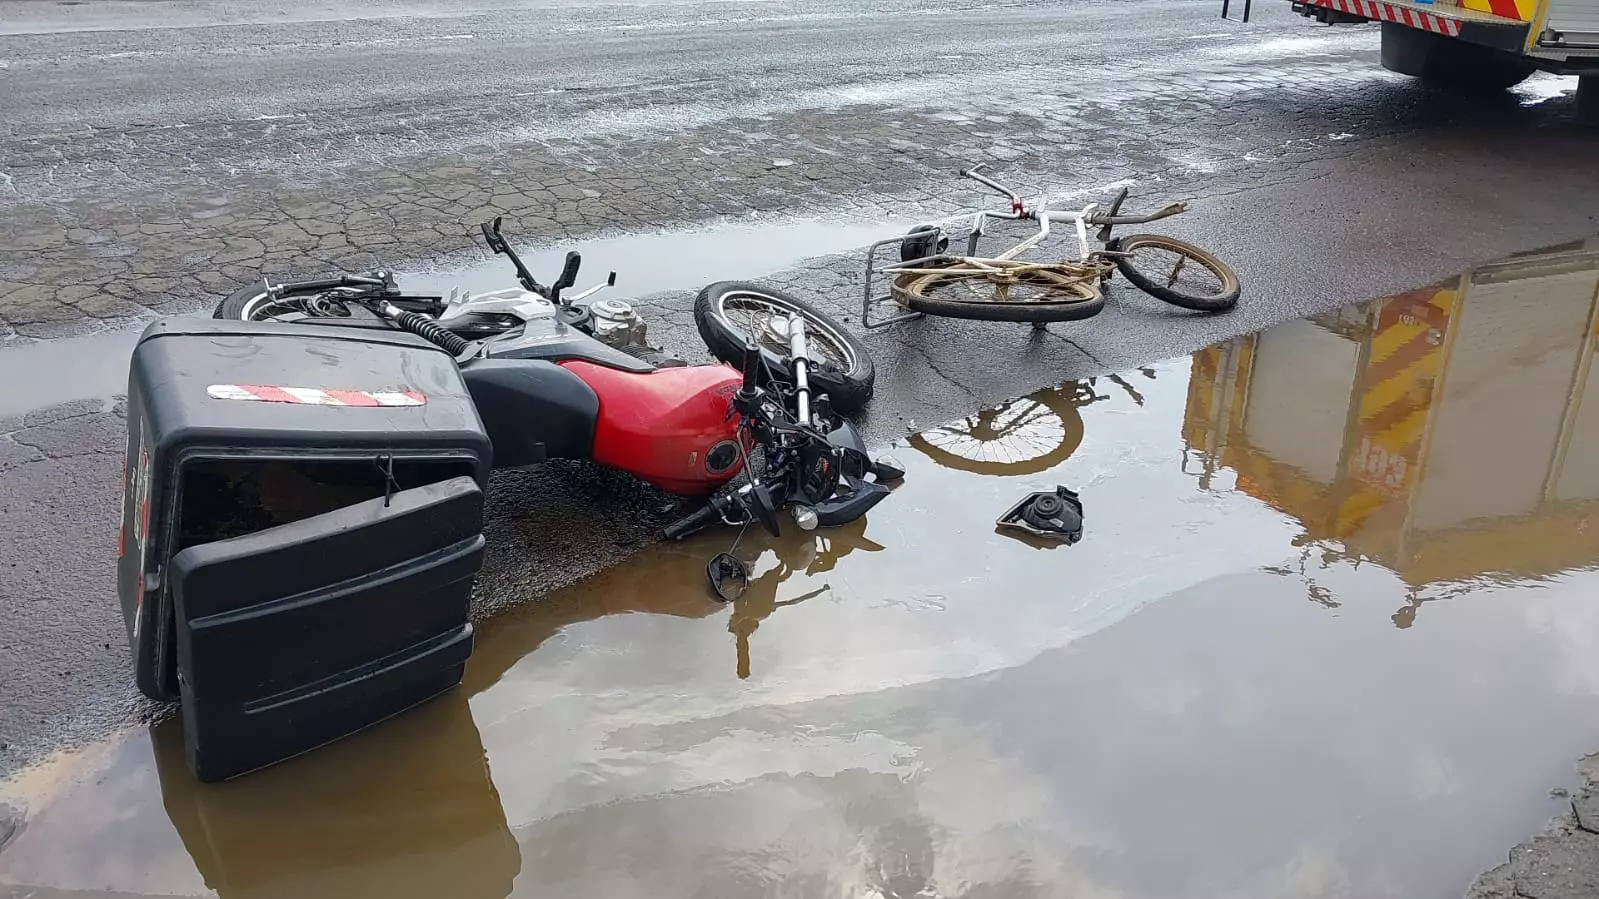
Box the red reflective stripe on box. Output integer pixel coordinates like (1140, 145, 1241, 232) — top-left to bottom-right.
(323, 388, 383, 407)
(206, 385, 427, 406)
(249, 385, 300, 404)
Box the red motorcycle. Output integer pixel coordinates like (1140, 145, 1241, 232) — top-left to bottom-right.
(121, 224, 901, 783)
(213, 218, 902, 540)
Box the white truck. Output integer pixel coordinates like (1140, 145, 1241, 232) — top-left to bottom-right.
(1230, 0, 1599, 106)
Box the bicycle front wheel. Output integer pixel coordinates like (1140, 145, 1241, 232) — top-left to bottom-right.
(889, 261, 1105, 323)
(1108, 234, 1240, 312)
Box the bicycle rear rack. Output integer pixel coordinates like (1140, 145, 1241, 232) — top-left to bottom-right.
(861, 235, 929, 330)
(863, 220, 997, 330)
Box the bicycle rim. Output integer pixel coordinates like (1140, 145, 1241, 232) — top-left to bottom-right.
(902, 264, 1099, 308)
(714, 288, 858, 372)
(1120, 240, 1229, 300)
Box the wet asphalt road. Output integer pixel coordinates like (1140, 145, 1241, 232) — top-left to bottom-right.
(6, 250, 1599, 898)
(1, 0, 1598, 874)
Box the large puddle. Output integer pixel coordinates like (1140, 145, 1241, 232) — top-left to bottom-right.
(3, 242, 1599, 898)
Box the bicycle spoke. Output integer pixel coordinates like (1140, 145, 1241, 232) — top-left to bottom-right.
(1132, 246, 1225, 298)
(923, 268, 1090, 305)
(1166, 254, 1187, 288)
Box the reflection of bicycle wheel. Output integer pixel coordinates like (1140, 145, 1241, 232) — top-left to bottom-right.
(909, 384, 1087, 476)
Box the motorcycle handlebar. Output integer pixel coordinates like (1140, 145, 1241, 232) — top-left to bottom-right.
(663, 502, 722, 541)
(740, 342, 761, 393)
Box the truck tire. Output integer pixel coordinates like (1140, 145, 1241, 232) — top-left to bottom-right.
(1380, 22, 1534, 91)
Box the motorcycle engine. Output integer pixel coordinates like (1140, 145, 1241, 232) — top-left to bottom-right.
(589, 298, 649, 351)
(583, 298, 688, 368)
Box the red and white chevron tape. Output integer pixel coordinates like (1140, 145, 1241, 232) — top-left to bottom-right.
(1305, 0, 1464, 35)
(207, 384, 427, 406)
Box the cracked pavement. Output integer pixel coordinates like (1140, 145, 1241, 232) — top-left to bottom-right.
(2, 1, 1599, 896)
(1469, 756, 1599, 899)
(0, 0, 1592, 337)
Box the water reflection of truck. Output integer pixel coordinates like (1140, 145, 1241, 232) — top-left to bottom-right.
(1182, 240, 1599, 622)
(1234, 0, 1599, 106)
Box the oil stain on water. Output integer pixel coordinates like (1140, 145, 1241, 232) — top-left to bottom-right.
(4, 241, 1599, 898)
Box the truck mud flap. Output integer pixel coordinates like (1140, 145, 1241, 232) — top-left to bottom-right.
(171, 476, 485, 782)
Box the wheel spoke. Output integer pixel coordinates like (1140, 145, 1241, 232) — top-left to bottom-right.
(719, 292, 854, 371)
(921, 267, 1091, 305)
(1165, 254, 1187, 288)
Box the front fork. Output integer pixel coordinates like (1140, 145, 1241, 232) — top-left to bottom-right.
(788, 313, 813, 427)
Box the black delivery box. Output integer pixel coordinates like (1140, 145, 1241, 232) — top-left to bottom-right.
(117, 318, 493, 781)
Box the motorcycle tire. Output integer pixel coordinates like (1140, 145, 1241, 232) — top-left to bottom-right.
(694, 281, 876, 416)
(212, 278, 378, 323)
(215, 281, 282, 320)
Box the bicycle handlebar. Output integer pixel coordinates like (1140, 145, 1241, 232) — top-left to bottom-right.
(960, 164, 1024, 211)
(1079, 202, 1188, 226)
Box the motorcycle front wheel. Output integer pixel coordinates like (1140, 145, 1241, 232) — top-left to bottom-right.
(694, 281, 876, 416)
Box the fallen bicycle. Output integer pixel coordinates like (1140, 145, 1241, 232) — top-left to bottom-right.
(861, 164, 1242, 328)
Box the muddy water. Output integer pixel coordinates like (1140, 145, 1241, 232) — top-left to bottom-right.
(4, 244, 1599, 899)
(0, 329, 139, 418)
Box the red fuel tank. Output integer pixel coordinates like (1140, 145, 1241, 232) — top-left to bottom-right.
(560, 360, 747, 495)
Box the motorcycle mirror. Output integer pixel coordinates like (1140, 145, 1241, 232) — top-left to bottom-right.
(607, 271, 617, 287)
(707, 552, 749, 602)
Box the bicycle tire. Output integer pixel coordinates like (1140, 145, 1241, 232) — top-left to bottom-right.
(694, 281, 876, 415)
(889, 262, 1105, 323)
(1108, 234, 1240, 312)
